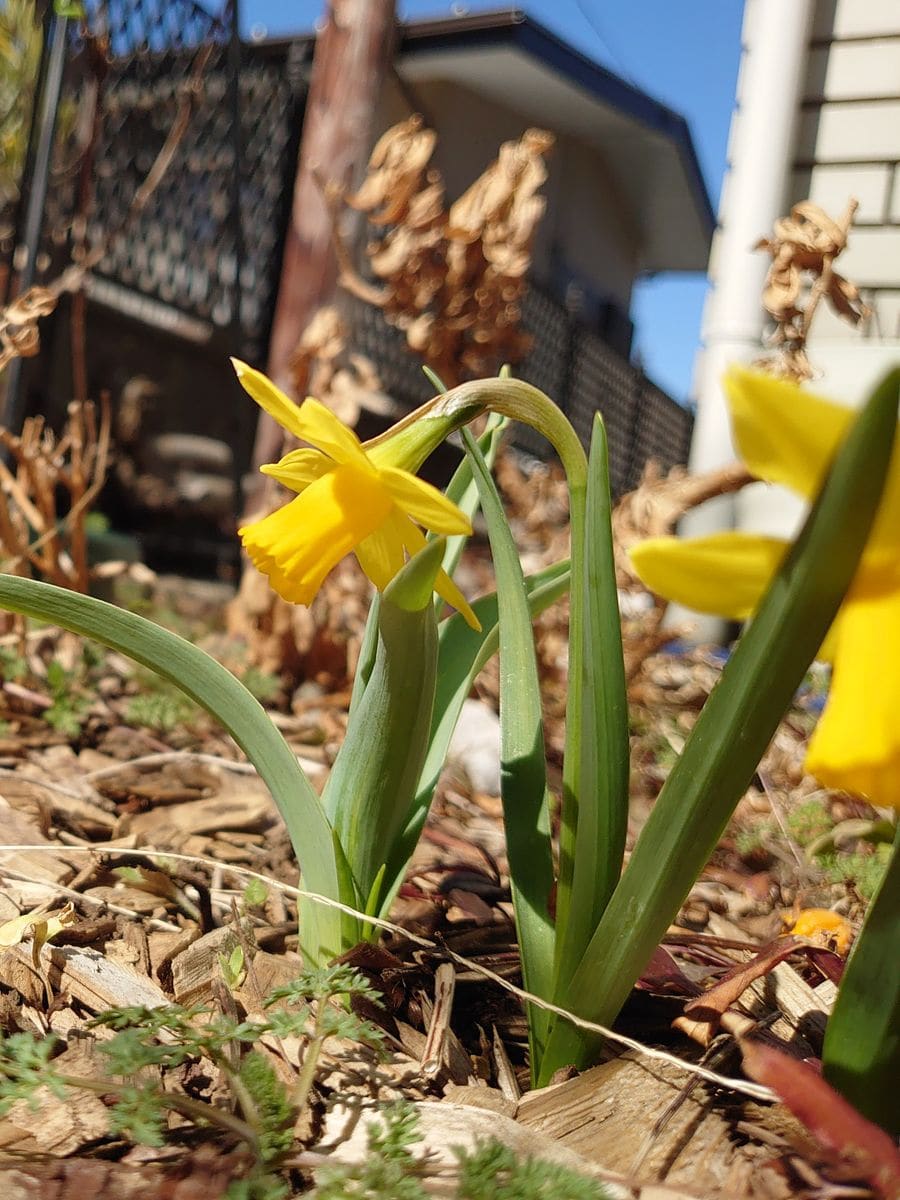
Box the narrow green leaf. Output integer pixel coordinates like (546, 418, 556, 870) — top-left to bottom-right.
(420, 561, 570, 810)
(551, 414, 629, 996)
(377, 561, 571, 920)
(435, 412, 508, 584)
(324, 545, 441, 913)
(823, 828, 899, 1135)
(463, 428, 556, 1059)
(539, 368, 899, 1082)
(0, 574, 342, 964)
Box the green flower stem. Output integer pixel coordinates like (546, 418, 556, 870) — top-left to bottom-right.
(435, 380, 591, 951)
(463, 427, 556, 1060)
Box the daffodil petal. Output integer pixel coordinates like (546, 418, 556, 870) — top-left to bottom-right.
(232, 359, 311, 443)
(239, 465, 392, 605)
(434, 567, 481, 632)
(378, 466, 473, 535)
(629, 531, 789, 620)
(805, 579, 900, 807)
(261, 448, 331, 492)
(725, 367, 854, 501)
(355, 517, 406, 592)
(290, 397, 370, 467)
(396, 516, 481, 630)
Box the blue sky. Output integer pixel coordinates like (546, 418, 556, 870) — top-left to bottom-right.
(241, 1, 745, 405)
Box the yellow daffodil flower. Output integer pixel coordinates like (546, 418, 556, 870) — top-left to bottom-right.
(630, 367, 900, 806)
(234, 360, 480, 630)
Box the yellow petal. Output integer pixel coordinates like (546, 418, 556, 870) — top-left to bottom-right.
(629, 532, 788, 620)
(232, 359, 310, 442)
(805, 577, 900, 807)
(434, 567, 482, 632)
(355, 517, 406, 591)
(232, 359, 370, 467)
(239, 465, 393, 605)
(289, 396, 371, 467)
(261, 448, 331, 492)
(725, 367, 854, 501)
(396, 516, 481, 631)
(787, 908, 852, 956)
(378, 465, 473, 535)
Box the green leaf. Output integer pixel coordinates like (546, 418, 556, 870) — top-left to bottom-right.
(538, 367, 899, 1082)
(462, 427, 556, 1059)
(375, 560, 570, 920)
(421, 560, 570, 811)
(323, 543, 442, 917)
(551, 413, 629, 1003)
(0, 575, 342, 965)
(349, 416, 506, 723)
(823, 827, 900, 1135)
(434, 412, 507, 585)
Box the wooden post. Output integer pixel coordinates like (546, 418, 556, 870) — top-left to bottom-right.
(245, 0, 397, 506)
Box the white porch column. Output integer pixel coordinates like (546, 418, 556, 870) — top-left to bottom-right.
(675, 0, 815, 637)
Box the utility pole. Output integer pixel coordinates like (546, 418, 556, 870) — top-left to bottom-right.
(245, 0, 396, 508)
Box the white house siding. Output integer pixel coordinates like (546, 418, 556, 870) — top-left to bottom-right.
(684, 0, 900, 636)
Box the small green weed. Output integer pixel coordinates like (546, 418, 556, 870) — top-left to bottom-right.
(240, 666, 282, 705)
(0, 965, 386, 1200)
(43, 658, 91, 737)
(786, 797, 832, 845)
(125, 663, 198, 731)
(817, 843, 891, 902)
(313, 1101, 614, 1200)
(0, 645, 28, 682)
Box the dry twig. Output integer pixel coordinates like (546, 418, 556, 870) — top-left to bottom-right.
(0, 393, 111, 593)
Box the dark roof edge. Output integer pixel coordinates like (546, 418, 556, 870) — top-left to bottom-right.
(402, 9, 715, 241)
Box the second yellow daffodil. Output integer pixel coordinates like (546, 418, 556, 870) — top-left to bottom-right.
(234, 360, 480, 630)
(630, 367, 900, 807)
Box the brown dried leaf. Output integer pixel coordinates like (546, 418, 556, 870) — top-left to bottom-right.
(741, 1038, 900, 1197)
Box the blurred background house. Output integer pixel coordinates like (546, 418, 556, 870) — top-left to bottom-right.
(3, 4, 714, 574)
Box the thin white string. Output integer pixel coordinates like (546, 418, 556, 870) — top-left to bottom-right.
(0, 843, 776, 1103)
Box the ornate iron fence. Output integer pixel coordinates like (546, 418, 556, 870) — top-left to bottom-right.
(3, 2, 693, 570)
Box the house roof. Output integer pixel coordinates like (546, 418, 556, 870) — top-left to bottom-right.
(393, 9, 715, 274)
(257, 8, 715, 275)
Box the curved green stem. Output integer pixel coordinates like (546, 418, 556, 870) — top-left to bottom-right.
(423, 379, 598, 1047)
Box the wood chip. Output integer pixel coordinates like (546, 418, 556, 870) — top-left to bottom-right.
(3, 1042, 110, 1154)
(516, 1051, 790, 1197)
(8, 942, 171, 1012)
(171, 924, 244, 1005)
(125, 778, 276, 841)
